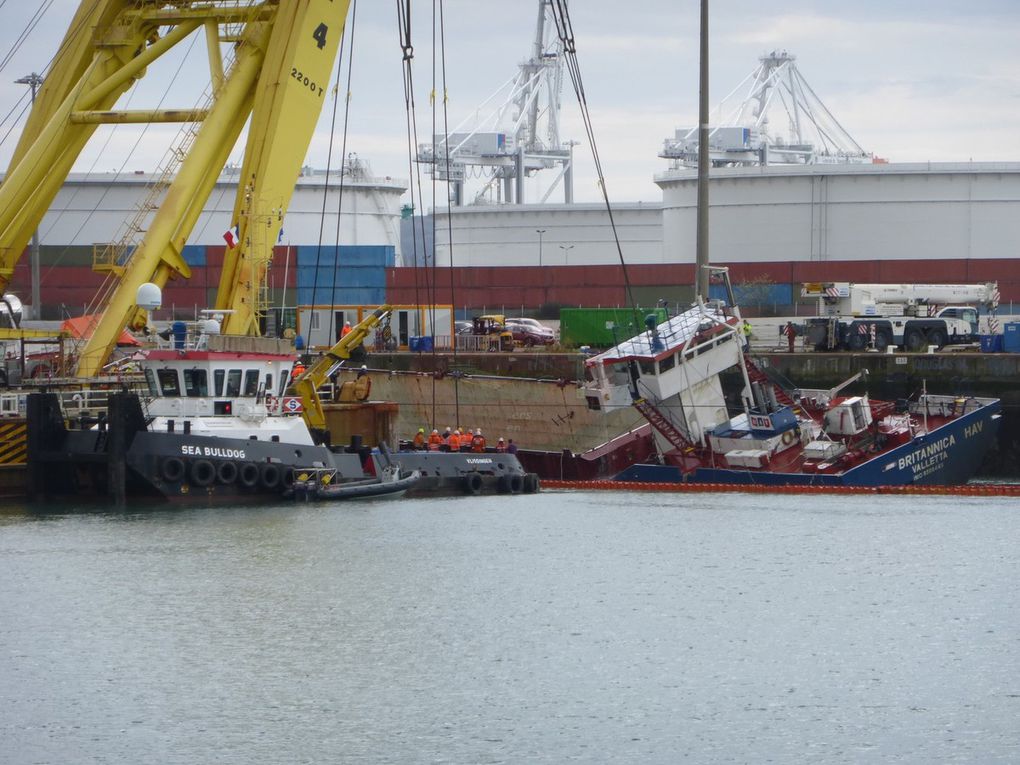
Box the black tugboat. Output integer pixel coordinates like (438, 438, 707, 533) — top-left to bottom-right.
(26, 310, 537, 505)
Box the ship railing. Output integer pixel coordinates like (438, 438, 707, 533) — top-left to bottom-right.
(0, 385, 147, 419)
(154, 331, 211, 352)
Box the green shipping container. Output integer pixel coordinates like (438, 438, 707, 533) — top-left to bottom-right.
(559, 307, 668, 348)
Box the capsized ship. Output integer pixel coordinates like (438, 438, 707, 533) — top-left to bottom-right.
(26, 317, 536, 504)
(549, 285, 1000, 487)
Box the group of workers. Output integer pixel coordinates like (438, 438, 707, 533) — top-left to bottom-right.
(412, 427, 516, 454)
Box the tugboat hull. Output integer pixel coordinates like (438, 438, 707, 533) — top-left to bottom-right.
(27, 392, 538, 504)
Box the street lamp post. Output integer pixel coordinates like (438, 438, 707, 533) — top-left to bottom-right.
(535, 229, 546, 267)
(559, 244, 574, 264)
(15, 72, 43, 319)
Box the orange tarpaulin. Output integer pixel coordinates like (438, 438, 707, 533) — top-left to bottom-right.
(61, 315, 141, 346)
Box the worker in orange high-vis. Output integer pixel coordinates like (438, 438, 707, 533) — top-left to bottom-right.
(341, 321, 352, 338)
(448, 428, 461, 452)
(428, 429, 443, 450)
(471, 429, 486, 452)
(413, 428, 426, 450)
(495, 437, 506, 452)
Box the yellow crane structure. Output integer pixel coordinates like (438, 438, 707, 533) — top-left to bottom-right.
(0, 0, 352, 377)
(291, 305, 392, 443)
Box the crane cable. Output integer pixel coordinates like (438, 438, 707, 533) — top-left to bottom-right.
(0, 0, 54, 75)
(308, 0, 359, 348)
(548, 0, 640, 321)
(397, 0, 444, 425)
(436, 0, 460, 428)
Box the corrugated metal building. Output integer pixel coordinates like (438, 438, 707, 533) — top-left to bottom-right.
(5, 168, 406, 319)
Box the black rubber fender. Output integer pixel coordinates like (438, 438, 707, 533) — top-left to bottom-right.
(259, 462, 281, 490)
(190, 459, 215, 487)
(160, 457, 186, 483)
(216, 461, 239, 485)
(524, 473, 540, 494)
(508, 473, 524, 494)
(281, 467, 295, 490)
(239, 462, 259, 488)
(463, 472, 483, 495)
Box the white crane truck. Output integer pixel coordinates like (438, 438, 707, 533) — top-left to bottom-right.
(800, 282, 1000, 352)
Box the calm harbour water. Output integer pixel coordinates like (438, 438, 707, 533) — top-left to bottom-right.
(1, 490, 1018, 764)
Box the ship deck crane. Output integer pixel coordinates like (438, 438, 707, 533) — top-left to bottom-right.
(291, 305, 392, 445)
(0, 0, 352, 377)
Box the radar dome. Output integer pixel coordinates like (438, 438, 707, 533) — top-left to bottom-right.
(1, 293, 24, 323)
(136, 282, 162, 310)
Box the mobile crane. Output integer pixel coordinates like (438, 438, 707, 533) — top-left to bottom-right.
(291, 305, 392, 445)
(0, 0, 351, 377)
(800, 282, 1000, 351)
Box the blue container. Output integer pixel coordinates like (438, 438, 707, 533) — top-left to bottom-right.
(1003, 323, 1020, 353)
(409, 336, 421, 352)
(980, 334, 1003, 353)
(171, 320, 187, 349)
(410, 336, 433, 352)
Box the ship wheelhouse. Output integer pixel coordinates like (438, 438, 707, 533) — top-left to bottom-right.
(137, 326, 312, 444)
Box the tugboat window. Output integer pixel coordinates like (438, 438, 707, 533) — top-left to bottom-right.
(213, 369, 225, 396)
(184, 369, 208, 397)
(143, 368, 159, 396)
(243, 370, 260, 396)
(265, 374, 273, 396)
(225, 369, 242, 397)
(157, 368, 180, 396)
(659, 354, 676, 373)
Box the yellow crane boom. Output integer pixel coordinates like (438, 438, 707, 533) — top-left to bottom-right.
(0, 1, 353, 377)
(292, 306, 392, 443)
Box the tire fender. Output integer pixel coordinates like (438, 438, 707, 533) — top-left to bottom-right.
(463, 473, 483, 495)
(190, 459, 215, 487)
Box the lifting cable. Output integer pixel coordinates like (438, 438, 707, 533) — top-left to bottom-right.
(309, 0, 359, 347)
(435, 0, 460, 428)
(397, 0, 445, 424)
(548, 0, 640, 323)
(0, 0, 101, 150)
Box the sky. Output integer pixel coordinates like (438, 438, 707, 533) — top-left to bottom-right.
(1, 0, 1019, 207)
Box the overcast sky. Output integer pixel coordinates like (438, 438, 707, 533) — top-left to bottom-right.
(2, 1, 1019, 206)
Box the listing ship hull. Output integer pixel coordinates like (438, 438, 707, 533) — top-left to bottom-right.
(614, 400, 1001, 487)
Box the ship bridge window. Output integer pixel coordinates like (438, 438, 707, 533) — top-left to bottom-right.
(213, 369, 225, 396)
(639, 359, 656, 377)
(157, 368, 180, 396)
(225, 369, 242, 397)
(265, 374, 273, 397)
(278, 373, 289, 398)
(143, 368, 159, 397)
(659, 354, 676, 373)
(184, 369, 209, 397)
(243, 370, 260, 397)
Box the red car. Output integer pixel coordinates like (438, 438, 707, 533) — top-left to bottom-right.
(505, 318, 556, 346)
